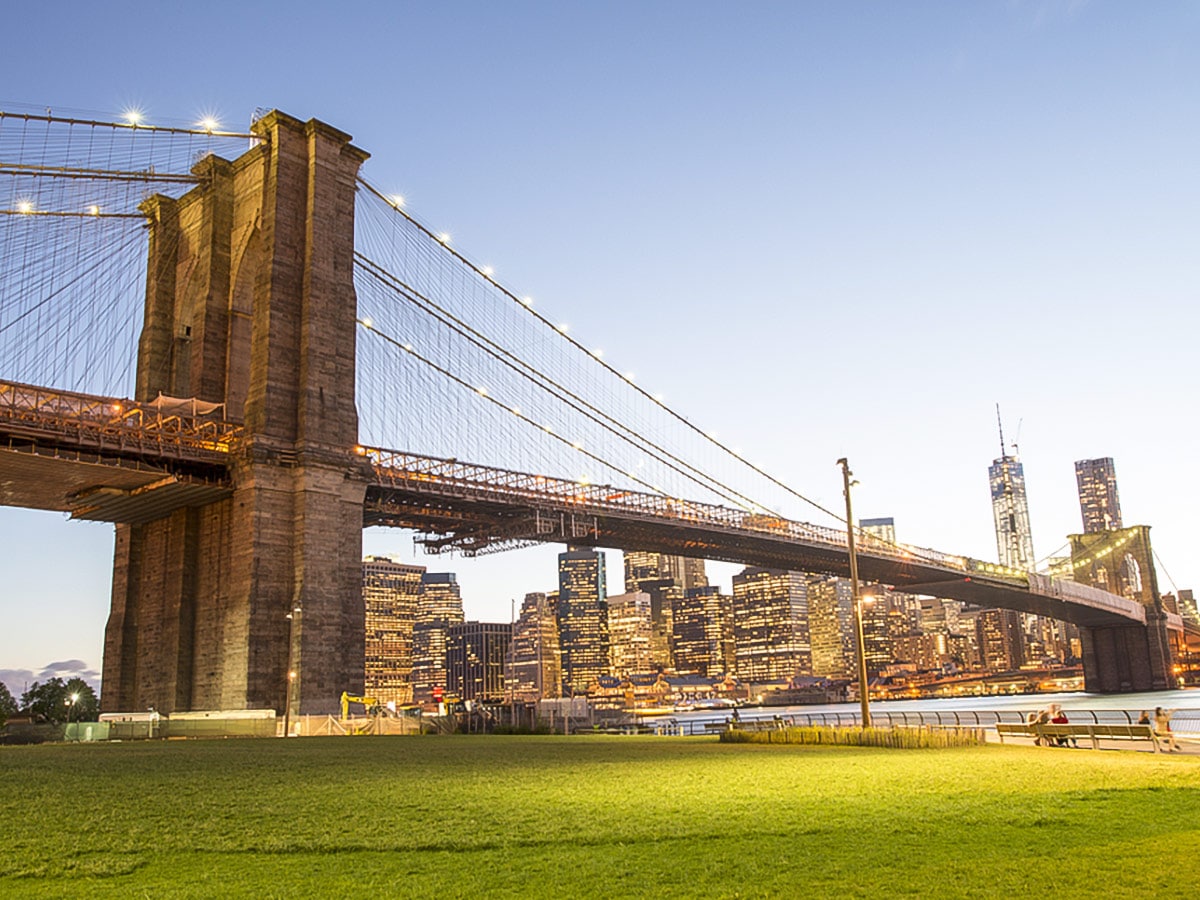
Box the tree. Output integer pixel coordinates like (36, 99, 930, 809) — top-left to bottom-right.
(64, 678, 99, 722)
(0, 682, 17, 726)
(21, 678, 66, 723)
(20, 677, 100, 724)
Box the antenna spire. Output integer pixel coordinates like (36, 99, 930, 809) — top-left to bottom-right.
(996, 403, 1006, 459)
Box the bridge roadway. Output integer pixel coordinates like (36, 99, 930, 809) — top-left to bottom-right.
(362, 450, 1163, 631)
(2, 379, 1179, 633)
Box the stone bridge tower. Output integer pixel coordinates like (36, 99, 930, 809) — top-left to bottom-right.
(101, 112, 371, 716)
(1070, 525, 1173, 692)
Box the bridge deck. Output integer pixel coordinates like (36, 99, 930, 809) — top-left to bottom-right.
(0, 379, 1173, 632)
(361, 449, 1151, 630)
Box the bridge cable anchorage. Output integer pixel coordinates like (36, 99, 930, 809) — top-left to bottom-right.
(354, 253, 767, 513)
(355, 178, 957, 568)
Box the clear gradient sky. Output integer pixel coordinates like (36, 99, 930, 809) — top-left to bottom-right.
(1, 1, 1197, 693)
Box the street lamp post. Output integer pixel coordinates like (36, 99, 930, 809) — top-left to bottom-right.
(283, 605, 301, 737)
(838, 457, 871, 728)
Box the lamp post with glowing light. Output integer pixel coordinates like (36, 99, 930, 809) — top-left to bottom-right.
(64, 692, 80, 740)
(283, 605, 301, 737)
(838, 458, 871, 728)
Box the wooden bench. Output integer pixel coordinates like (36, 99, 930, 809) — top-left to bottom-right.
(995, 721, 1161, 751)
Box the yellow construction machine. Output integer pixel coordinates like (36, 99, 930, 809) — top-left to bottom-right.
(340, 691, 384, 720)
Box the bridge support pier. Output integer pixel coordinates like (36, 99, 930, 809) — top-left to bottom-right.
(102, 112, 370, 716)
(1080, 616, 1174, 693)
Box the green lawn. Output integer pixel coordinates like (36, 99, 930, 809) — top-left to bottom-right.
(1, 736, 1197, 898)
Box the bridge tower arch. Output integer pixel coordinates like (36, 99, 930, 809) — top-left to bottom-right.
(1070, 525, 1173, 692)
(102, 112, 371, 716)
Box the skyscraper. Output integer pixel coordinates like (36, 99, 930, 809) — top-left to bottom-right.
(731, 567, 810, 682)
(448, 621, 512, 703)
(859, 517, 896, 549)
(362, 556, 425, 705)
(989, 446, 1035, 571)
(861, 589, 916, 677)
(410, 572, 465, 704)
(662, 556, 708, 591)
(558, 548, 609, 693)
(806, 575, 855, 679)
(672, 585, 735, 677)
(623, 551, 705, 669)
(507, 592, 562, 702)
(975, 608, 1025, 672)
(1075, 457, 1123, 533)
(607, 592, 654, 676)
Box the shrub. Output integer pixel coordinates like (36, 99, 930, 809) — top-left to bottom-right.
(719, 724, 986, 749)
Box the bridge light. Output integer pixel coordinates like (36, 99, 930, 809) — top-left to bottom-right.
(572, 441, 583, 450)
(355, 445, 367, 456)
(557, 323, 569, 333)
(123, 108, 144, 126)
(653, 393, 665, 403)
(197, 116, 220, 132)
(623, 372, 635, 381)
(481, 265, 494, 278)
(591, 348, 603, 358)
(403, 343, 413, 352)
(360, 317, 373, 329)
(477, 386, 488, 396)
(437, 232, 451, 244)
(16, 200, 34, 214)
(521, 296, 533, 306)
(110, 403, 123, 414)
(87, 204, 100, 216)
(389, 194, 405, 208)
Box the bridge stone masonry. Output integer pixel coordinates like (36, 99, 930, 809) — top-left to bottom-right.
(0, 108, 1189, 715)
(1069, 526, 1175, 693)
(103, 112, 372, 716)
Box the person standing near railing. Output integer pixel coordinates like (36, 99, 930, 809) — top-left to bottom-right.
(1153, 707, 1178, 752)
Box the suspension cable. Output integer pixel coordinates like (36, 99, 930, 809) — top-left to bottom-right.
(357, 178, 909, 546)
(355, 252, 769, 513)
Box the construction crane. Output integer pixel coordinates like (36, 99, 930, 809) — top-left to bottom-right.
(340, 691, 384, 719)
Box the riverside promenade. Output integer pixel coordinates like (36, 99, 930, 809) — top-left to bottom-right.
(650, 689, 1200, 753)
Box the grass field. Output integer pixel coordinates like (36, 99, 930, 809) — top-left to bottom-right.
(2, 735, 1198, 898)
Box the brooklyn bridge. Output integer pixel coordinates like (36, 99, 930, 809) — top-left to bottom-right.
(0, 109, 1191, 715)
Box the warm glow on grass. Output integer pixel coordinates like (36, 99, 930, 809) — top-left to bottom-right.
(0, 737, 1196, 896)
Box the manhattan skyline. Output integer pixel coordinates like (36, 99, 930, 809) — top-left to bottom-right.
(1, 1, 1197, 685)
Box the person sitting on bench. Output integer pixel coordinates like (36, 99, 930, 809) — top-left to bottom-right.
(1153, 707, 1179, 752)
(1050, 705, 1077, 748)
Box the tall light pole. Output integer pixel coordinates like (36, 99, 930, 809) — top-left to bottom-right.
(65, 692, 79, 740)
(838, 458, 871, 728)
(283, 605, 301, 737)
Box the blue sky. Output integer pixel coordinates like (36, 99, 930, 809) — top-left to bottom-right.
(2, 1, 1197, 692)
